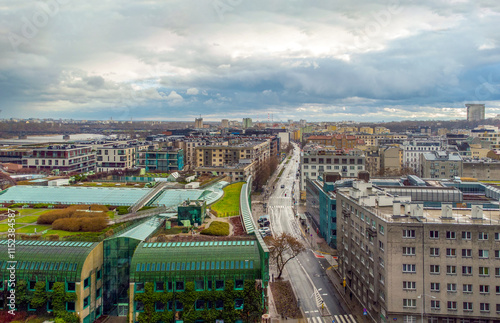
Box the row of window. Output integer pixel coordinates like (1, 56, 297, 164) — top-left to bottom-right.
(403, 299, 498, 312)
(0, 260, 79, 272)
(26, 301, 78, 312)
(135, 299, 244, 312)
(403, 264, 495, 276)
(403, 229, 500, 241)
(135, 279, 245, 293)
(135, 260, 254, 272)
(402, 247, 500, 258)
(303, 157, 363, 164)
(403, 281, 500, 294)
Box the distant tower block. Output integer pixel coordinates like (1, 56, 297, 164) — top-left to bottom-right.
(221, 119, 229, 128)
(194, 117, 203, 129)
(466, 103, 485, 121)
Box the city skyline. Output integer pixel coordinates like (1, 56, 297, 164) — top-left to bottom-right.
(1, 1, 500, 121)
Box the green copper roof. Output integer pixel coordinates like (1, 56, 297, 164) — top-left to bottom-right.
(130, 239, 261, 282)
(0, 240, 99, 282)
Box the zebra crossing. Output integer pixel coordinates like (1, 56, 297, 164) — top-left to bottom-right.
(305, 314, 357, 323)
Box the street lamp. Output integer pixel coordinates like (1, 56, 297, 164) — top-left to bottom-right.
(417, 294, 436, 323)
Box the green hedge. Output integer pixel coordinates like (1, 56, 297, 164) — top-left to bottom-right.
(201, 221, 229, 236)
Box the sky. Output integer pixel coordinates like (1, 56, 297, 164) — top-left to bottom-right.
(1, 0, 500, 122)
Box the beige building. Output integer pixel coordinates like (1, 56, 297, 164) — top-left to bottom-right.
(463, 159, 500, 180)
(96, 144, 137, 172)
(23, 145, 96, 174)
(360, 127, 374, 134)
(380, 146, 402, 175)
(194, 162, 254, 182)
(195, 140, 270, 168)
(420, 151, 463, 179)
(337, 182, 500, 323)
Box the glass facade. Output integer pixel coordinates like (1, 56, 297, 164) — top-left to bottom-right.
(306, 178, 338, 248)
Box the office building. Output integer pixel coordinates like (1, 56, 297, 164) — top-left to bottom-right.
(243, 118, 253, 129)
(221, 119, 229, 128)
(466, 104, 485, 121)
(195, 118, 204, 129)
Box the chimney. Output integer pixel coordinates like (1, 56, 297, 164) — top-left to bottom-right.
(358, 171, 370, 183)
(393, 201, 401, 216)
(441, 203, 453, 218)
(471, 205, 483, 219)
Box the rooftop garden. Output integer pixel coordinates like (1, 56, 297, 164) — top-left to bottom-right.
(210, 181, 244, 217)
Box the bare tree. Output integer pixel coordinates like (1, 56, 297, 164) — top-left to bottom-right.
(265, 232, 306, 280)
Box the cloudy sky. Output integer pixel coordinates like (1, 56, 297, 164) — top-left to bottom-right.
(1, 0, 500, 122)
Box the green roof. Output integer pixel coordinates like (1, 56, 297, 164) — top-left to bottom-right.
(130, 239, 261, 282)
(0, 240, 99, 282)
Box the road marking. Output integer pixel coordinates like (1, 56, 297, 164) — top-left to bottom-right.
(322, 293, 328, 296)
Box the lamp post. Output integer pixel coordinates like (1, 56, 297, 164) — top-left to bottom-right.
(417, 294, 436, 323)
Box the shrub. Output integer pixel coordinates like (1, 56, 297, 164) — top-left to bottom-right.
(47, 234, 60, 241)
(116, 206, 129, 215)
(201, 221, 230, 236)
(52, 217, 107, 232)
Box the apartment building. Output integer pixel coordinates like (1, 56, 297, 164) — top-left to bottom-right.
(420, 151, 463, 179)
(23, 145, 96, 174)
(300, 146, 365, 190)
(183, 138, 228, 170)
(195, 140, 270, 168)
(337, 182, 500, 323)
(136, 147, 184, 172)
(95, 144, 137, 172)
(306, 134, 360, 150)
(306, 177, 338, 248)
(402, 140, 443, 174)
(356, 134, 408, 147)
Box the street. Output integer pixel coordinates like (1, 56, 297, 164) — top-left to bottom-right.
(265, 143, 351, 323)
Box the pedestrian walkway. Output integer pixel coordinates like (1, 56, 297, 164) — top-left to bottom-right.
(331, 314, 358, 323)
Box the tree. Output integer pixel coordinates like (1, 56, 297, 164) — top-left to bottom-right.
(265, 233, 306, 280)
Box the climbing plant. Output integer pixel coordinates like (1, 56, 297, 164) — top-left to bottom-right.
(30, 281, 47, 311)
(135, 279, 263, 323)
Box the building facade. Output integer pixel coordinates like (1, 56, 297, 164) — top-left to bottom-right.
(420, 151, 463, 179)
(23, 145, 96, 174)
(300, 147, 365, 190)
(136, 147, 184, 172)
(466, 104, 485, 121)
(337, 182, 500, 323)
(402, 140, 443, 174)
(96, 144, 137, 172)
(306, 177, 338, 248)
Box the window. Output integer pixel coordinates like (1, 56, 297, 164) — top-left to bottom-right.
(379, 225, 384, 235)
(195, 280, 204, 291)
(446, 265, 456, 275)
(430, 248, 440, 257)
(176, 281, 184, 291)
(479, 285, 490, 294)
(463, 302, 473, 312)
(155, 282, 164, 291)
(446, 231, 456, 239)
(175, 301, 184, 311)
(430, 265, 440, 274)
(215, 299, 224, 310)
(403, 316, 417, 323)
(235, 279, 244, 290)
(403, 264, 416, 273)
(447, 283, 457, 292)
(403, 247, 416, 256)
(446, 248, 456, 257)
(479, 266, 489, 276)
(155, 301, 165, 312)
(495, 250, 500, 258)
(479, 249, 489, 258)
(478, 232, 488, 240)
(447, 301, 457, 310)
(135, 283, 144, 292)
(84, 277, 90, 289)
(463, 284, 472, 293)
(66, 301, 75, 312)
(195, 299, 205, 310)
(379, 241, 384, 251)
(47, 281, 55, 291)
(431, 300, 440, 310)
(403, 281, 416, 290)
(96, 287, 102, 299)
(84, 296, 90, 309)
(480, 303, 490, 312)
(215, 280, 224, 290)
(430, 282, 440, 292)
(235, 299, 244, 310)
(495, 232, 500, 240)
(462, 266, 472, 275)
(403, 230, 416, 238)
(403, 299, 417, 308)
(429, 230, 439, 239)
(462, 249, 472, 258)
(66, 282, 75, 292)
(96, 269, 102, 280)
(461, 231, 471, 240)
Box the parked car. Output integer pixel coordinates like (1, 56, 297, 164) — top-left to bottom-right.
(258, 215, 269, 223)
(259, 220, 270, 228)
(258, 227, 272, 237)
(280, 184, 285, 188)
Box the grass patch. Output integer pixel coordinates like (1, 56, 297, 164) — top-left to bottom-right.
(138, 206, 156, 212)
(0, 223, 25, 232)
(17, 215, 39, 223)
(201, 221, 229, 236)
(107, 211, 116, 219)
(116, 206, 129, 215)
(15, 225, 51, 234)
(210, 182, 244, 217)
(163, 226, 187, 235)
(277, 168, 285, 178)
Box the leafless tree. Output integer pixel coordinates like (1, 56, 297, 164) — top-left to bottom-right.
(265, 232, 306, 280)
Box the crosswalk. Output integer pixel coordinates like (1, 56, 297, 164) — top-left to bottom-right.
(305, 314, 357, 323)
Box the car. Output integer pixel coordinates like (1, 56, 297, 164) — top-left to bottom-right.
(281, 184, 285, 188)
(259, 220, 270, 228)
(258, 227, 272, 237)
(258, 215, 269, 223)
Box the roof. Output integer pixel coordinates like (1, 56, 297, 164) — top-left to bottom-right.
(130, 239, 262, 282)
(0, 240, 99, 282)
(116, 217, 164, 241)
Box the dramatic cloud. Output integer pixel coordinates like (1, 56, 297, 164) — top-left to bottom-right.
(1, 0, 500, 121)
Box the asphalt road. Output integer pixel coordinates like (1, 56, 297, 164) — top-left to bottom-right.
(265, 143, 349, 322)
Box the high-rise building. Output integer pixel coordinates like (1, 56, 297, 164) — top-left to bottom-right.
(221, 119, 229, 128)
(466, 103, 485, 121)
(242, 118, 253, 129)
(194, 117, 203, 129)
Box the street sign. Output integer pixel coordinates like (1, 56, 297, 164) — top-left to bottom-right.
(363, 308, 367, 315)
